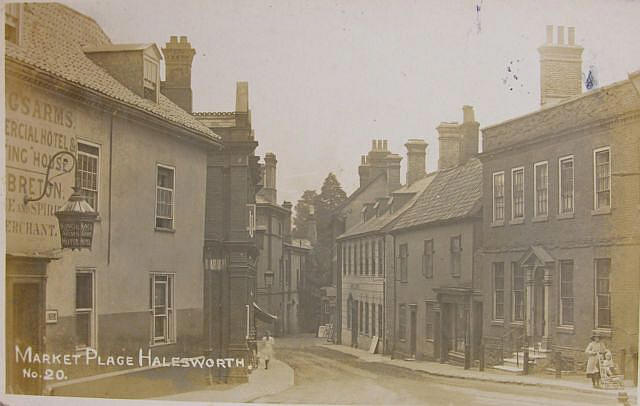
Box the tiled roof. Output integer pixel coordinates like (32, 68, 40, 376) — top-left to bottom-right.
(338, 174, 436, 239)
(391, 158, 482, 231)
(5, 3, 219, 142)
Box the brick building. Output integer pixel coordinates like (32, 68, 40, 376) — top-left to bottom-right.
(479, 26, 640, 377)
(192, 81, 263, 383)
(389, 107, 483, 366)
(4, 3, 222, 394)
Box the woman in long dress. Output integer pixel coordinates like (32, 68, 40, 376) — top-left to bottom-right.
(585, 333, 607, 387)
(262, 331, 275, 370)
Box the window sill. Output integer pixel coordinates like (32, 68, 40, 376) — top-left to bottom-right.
(510, 321, 524, 327)
(425, 338, 435, 343)
(149, 341, 177, 348)
(556, 325, 575, 335)
(557, 212, 574, 220)
(491, 320, 505, 326)
(491, 220, 505, 228)
(509, 217, 525, 225)
(532, 216, 548, 223)
(592, 328, 612, 338)
(155, 227, 176, 233)
(591, 207, 611, 216)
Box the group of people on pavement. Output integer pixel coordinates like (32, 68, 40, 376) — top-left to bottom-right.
(585, 332, 617, 388)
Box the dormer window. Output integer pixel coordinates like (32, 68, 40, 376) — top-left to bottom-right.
(143, 56, 159, 102)
(5, 3, 21, 45)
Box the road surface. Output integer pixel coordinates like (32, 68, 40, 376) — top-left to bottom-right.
(252, 336, 627, 405)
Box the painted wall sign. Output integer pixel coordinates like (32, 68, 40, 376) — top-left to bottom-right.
(5, 84, 78, 254)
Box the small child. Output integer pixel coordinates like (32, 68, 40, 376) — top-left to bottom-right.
(601, 351, 616, 378)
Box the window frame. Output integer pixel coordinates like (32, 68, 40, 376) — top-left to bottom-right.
(422, 239, 434, 279)
(75, 268, 97, 351)
(5, 3, 22, 45)
(558, 155, 575, 215)
(595, 258, 611, 329)
(143, 56, 160, 102)
(150, 272, 176, 346)
(398, 304, 407, 341)
(450, 235, 462, 277)
(492, 171, 505, 224)
(425, 301, 435, 341)
(77, 139, 101, 212)
(559, 260, 574, 327)
(533, 161, 549, 218)
(399, 243, 408, 283)
(492, 262, 505, 321)
(511, 167, 525, 220)
(593, 146, 611, 212)
(155, 163, 176, 231)
(511, 262, 524, 323)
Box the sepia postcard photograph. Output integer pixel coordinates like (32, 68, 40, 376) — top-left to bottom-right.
(1, 0, 640, 405)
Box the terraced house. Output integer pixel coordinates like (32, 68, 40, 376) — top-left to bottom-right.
(479, 26, 640, 378)
(389, 107, 483, 367)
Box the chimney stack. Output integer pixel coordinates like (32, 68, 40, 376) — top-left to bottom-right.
(262, 152, 277, 203)
(358, 155, 370, 187)
(405, 139, 428, 185)
(384, 153, 402, 194)
(538, 25, 583, 107)
(161, 36, 196, 113)
(437, 122, 461, 170)
(460, 105, 480, 163)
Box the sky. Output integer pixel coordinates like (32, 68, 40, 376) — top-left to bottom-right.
(61, 0, 640, 205)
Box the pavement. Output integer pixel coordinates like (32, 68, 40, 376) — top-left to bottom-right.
(320, 342, 638, 401)
(154, 358, 294, 403)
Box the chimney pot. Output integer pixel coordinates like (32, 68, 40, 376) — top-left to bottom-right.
(170, 35, 178, 42)
(568, 27, 575, 45)
(372, 140, 377, 151)
(557, 25, 565, 45)
(180, 36, 187, 42)
(383, 140, 388, 150)
(546, 25, 553, 44)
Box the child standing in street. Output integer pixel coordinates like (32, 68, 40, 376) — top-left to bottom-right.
(262, 331, 275, 370)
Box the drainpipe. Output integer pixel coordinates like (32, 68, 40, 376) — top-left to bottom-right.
(392, 233, 397, 358)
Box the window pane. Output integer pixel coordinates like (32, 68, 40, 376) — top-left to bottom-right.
(560, 158, 574, 213)
(76, 273, 92, 309)
(157, 166, 174, 188)
(154, 316, 166, 339)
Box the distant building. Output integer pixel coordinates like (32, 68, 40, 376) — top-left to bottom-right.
(252, 153, 311, 337)
(5, 3, 221, 394)
(333, 140, 403, 344)
(479, 26, 640, 377)
(337, 138, 433, 353)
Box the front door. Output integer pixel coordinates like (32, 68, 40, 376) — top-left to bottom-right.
(7, 281, 44, 394)
(410, 307, 417, 358)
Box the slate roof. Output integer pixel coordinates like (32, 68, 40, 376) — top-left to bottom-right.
(5, 3, 219, 142)
(338, 173, 436, 240)
(337, 172, 386, 214)
(391, 158, 482, 231)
